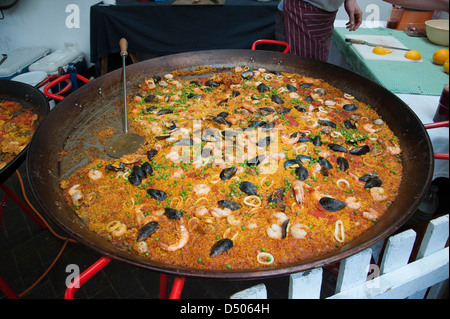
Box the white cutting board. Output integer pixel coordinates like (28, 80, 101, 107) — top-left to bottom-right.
(345, 34, 422, 62)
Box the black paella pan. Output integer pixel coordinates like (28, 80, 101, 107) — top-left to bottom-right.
(26, 50, 433, 279)
(0, 79, 49, 184)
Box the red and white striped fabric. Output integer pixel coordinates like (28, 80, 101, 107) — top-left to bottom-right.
(283, 0, 338, 62)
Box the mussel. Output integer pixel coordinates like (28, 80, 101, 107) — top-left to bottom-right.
(141, 162, 153, 176)
(319, 197, 347, 212)
(128, 172, 142, 185)
(343, 104, 359, 111)
(173, 138, 193, 146)
(271, 94, 284, 104)
(318, 157, 333, 169)
(239, 181, 257, 196)
(295, 165, 309, 181)
(294, 105, 306, 113)
(144, 94, 156, 103)
(218, 199, 241, 210)
(278, 107, 291, 114)
(247, 155, 266, 167)
(137, 221, 158, 242)
(241, 70, 254, 80)
(147, 149, 158, 161)
(212, 116, 231, 127)
(286, 84, 297, 92)
(257, 83, 268, 93)
(257, 136, 272, 147)
(284, 159, 301, 170)
(312, 135, 322, 146)
(350, 145, 370, 155)
(147, 189, 167, 201)
(105, 163, 125, 171)
(281, 219, 290, 239)
(164, 208, 183, 220)
(299, 83, 313, 89)
(318, 119, 337, 128)
(328, 143, 348, 153)
(157, 109, 174, 116)
(205, 80, 220, 87)
(262, 122, 275, 132)
(343, 119, 356, 129)
(359, 173, 382, 188)
(220, 166, 237, 180)
(210, 238, 233, 257)
(268, 187, 284, 205)
(336, 157, 349, 172)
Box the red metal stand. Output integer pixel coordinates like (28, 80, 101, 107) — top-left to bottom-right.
(64, 257, 186, 299)
(424, 120, 449, 160)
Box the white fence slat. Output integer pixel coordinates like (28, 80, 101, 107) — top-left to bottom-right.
(335, 248, 372, 293)
(328, 247, 449, 299)
(417, 214, 449, 259)
(288, 267, 323, 299)
(379, 229, 416, 275)
(230, 283, 267, 299)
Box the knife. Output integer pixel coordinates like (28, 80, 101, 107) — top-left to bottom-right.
(345, 38, 410, 51)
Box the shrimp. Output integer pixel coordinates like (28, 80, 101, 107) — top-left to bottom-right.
(345, 197, 361, 209)
(290, 223, 308, 239)
(192, 184, 211, 196)
(227, 213, 242, 226)
(194, 206, 209, 218)
(266, 224, 282, 240)
(111, 223, 127, 237)
(88, 169, 103, 180)
(68, 184, 81, 196)
(159, 219, 189, 252)
(133, 241, 149, 254)
(363, 208, 379, 221)
(172, 168, 184, 179)
(273, 212, 288, 226)
(370, 187, 388, 201)
(135, 206, 163, 227)
(292, 180, 305, 204)
(281, 132, 300, 145)
(242, 101, 258, 113)
(210, 207, 232, 218)
(363, 124, 382, 133)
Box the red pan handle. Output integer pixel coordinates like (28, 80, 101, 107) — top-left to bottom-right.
(424, 120, 449, 160)
(252, 39, 290, 54)
(43, 74, 90, 101)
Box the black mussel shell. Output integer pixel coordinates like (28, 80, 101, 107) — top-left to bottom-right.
(232, 90, 241, 97)
(218, 199, 241, 210)
(299, 83, 313, 89)
(319, 197, 347, 212)
(137, 221, 159, 242)
(304, 95, 314, 102)
(343, 119, 356, 129)
(286, 84, 297, 92)
(173, 138, 193, 146)
(268, 187, 284, 204)
(144, 94, 156, 103)
(205, 80, 220, 87)
(106, 163, 125, 171)
(128, 172, 142, 185)
(141, 162, 153, 176)
(328, 143, 348, 153)
(318, 119, 337, 128)
(153, 75, 161, 83)
(359, 174, 382, 188)
(262, 122, 275, 132)
(241, 70, 254, 80)
(350, 145, 370, 155)
(210, 238, 233, 257)
(343, 104, 359, 111)
(284, 159, 301, 170)
(164, 208, 183, 220)
(147, 189, 167, 201)
(247, 155, 266, 167)
(312, 135, 322, 146)
(298, 136, 313, 143)
(294, 105, 306, 112)
(337, 157, 349, 172)
(133, 165, 147, 178)
(248, 120, 267, 129)
(257, 83, 268, 93)
(257, 136, 272, 147)
(281, 219, 290, 239)
(147, 149, 158, 161)
(190, 80, 201, 86)
(157, 109, 174, 116)
(259, 107, 276, 114)
(220, 166, 238, 181)
(278, 107, 291, 114)
(239, 181, 257, 196)
(212, 116, 231, 127)
(163, 120, 177, 130)
(271, 94, 284, 104)
(216, 111, 229, 118)
(295, 165, 309, 181)
(187, 93, 203, 99)
(318, 157, 333, 169)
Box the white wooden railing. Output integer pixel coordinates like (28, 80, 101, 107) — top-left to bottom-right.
(231, 214, 449, 299)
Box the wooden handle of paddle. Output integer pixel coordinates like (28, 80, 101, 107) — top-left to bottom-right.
(120, 38, 128, 57)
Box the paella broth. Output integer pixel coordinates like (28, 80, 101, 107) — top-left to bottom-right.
(61, 67, 402, 270)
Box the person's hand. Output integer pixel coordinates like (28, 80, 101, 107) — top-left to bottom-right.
(345, 0, 363, 31)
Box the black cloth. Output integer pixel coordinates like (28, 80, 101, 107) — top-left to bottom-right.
(90, 0, 278, 65)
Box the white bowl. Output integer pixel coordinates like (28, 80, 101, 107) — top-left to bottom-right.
(425, 20, 449, 46)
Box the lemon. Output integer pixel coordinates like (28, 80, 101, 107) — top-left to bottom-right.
(433, 49, 449, 65)
(373, 46, 392, 55)
(444, 59, 449, 74)
(405, 50, 421, 61)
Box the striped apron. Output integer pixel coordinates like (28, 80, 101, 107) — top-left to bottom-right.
(283, 0, 338, 61)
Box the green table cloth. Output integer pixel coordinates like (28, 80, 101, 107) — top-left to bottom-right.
(332, 27, 449, 96)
